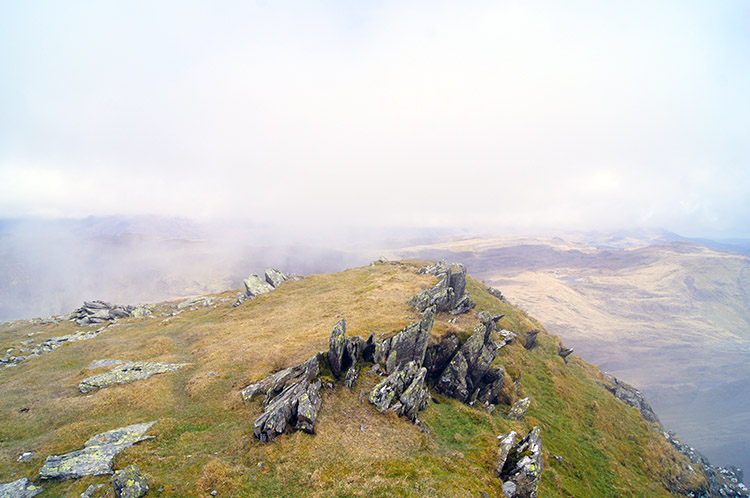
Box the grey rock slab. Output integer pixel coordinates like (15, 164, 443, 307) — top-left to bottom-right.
(243, 275, 273, 297)
(80, 362, 187, 393)
(499, 427, 543, 498)
(16, 452, 34, 463)
(369, 361, 428, 421)
(508, 397, 531, 420)
(39, 422, 156, 480)
(602, 373, 660, 424)
(81, 484, 105, 498)
(496, 431, 517, 477)
(328, 319, 347, 379)
(111, 464, 148, 498)
(264, 268, 288, 288)
(379, 307, 435, 374)
(0, 478, 43, 498)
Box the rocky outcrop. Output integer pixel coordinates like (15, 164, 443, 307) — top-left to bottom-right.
(369, 361, 429, 422)
(374, 307, 435, 374)
(409, 261, 475, 315)
(328, 319, 347, 379)
(497, 427, 543, 498)
(508, 397, 531, 420)
(2, 326, 112, 371)
(436, 312, 506, 403)
(249, 354, 323, 442)
(233, 268, 297, 306)
(70, 301, 138, 326)
(558, 346, 574, 361)
(424, 333, 460, 379)
(665, 432, 749, 498)
(111, 464, 148, 498)
(523, 331, 538, 350)
(0, 478, 43, 498)
(79, 361, 187, 393)
(39, 422, 156, 480)
(602, 373, 660, 424)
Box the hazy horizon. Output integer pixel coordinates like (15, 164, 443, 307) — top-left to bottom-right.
(2, 1, 749, 240)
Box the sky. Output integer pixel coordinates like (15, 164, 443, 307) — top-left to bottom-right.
(1, 0, 749, 239)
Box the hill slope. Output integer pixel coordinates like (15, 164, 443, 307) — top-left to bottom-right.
(0, 261, 740, 497)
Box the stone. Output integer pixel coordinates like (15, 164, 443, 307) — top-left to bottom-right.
(232, 293, 247, 307)
(328, 319, 347, 379)
(0, 478, 43, 498)
(16, 452, 34, 463)
(243, 275, 274, 297)
(524, 331, 538, 350)
(80, 362, 187, 393)
(177, 296, 213, 309)
(344, 366, 359, 389)
(423, 333, 460, 380)
(558, 346, 574, 360)
(436, 315, 504, 402)
(508, 397, 531, 419)
(602, 373, 660, 424)
(81, 484, 105, 498)
(264, 268, 288, 288)
(496, 431, 517, 477)
(39, 422, 156, 480)
(295, 380, 323, 433)
(488, 287, 507, 302)
(111, 464, 148, 498)
(498, 427, 543, 498)
(475, 367, 507, 405)
(380, 307, 435, 374)
(70, 301, 135, 326)
(369, 361, 428, 421)
(411, 262, 475, 315)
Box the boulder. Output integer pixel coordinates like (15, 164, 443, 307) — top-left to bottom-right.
(248, 354, 323, 441)
(524, 331, 539, 350)
(328, 319, 347, 379)
(411, 262, 475, 315)
(498, 427, 543, 498)
(264, 268, 288, 288)
(81, 484, 105, 498)
(474, 367, 507, 405)
(369, 361, 428, 422)
(111, 464, 148, 498)
(424, 333, 460, 380)
(508, 397, 531, 420)
(602, 373, 660, 424)
(436, 313, 504, 402)
(558, 346, 574, 360)
(379, 307, 435, 374)
(16, 452, 34, 463)
(79, 361, 187, 393)
(70, 301, 135, 326)
(39, 422, 156, 480)
(0, 478, 43, 498)
(243, 275, 274, 297)
(344, 366, 359, 389)
(496, 431, 517, 477)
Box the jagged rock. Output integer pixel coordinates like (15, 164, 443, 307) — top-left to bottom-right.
(111, 464, 148, 498)
(264, 268, 288, 288)
(39, 422, 156, 480)
(498, 427, 543, 498)
(130, 306, 152, 318)
(436, 312, 504, 402)
(377, 307, 435, 374)
(0, 478, 43, 498)
(177, 296, 214, 309)
(508, 397, 531, 419)
(475, 367, 506, 405)
(70, 301, 134, 326)
(249, 354, 322, 441)
(344, 366, 359, 389)
(80, 361, 187, 393)
(81, 484, 105, 498)
(295, 380, 323, 433)
(523, 331, 538, 350)
(665, 432, 749, 498)
(410, 262, 475, 315)
(488, 287, 507, 302)
(328, 319, 347, 379)
(244, 275, 274, 297)
(558, 346, 573, 360)
(16, 452, 34, 463)
(602, 373, 660, 424)
(369, 361, 429, 421)
(361, 332, 376, 363)
(232, 293, 247, 307)
(424, 333, 460, 380)
(496, 431, 517, 477)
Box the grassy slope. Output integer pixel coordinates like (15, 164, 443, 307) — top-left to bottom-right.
(0, 262, 700, 497)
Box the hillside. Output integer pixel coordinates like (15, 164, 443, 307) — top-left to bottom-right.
(0, 261, 743, 497)
(392, 238, 750, 473)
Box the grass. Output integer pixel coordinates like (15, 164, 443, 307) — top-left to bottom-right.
(0, 262, 705, 497)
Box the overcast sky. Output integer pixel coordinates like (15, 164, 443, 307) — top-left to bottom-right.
(1, 0, 748, 238)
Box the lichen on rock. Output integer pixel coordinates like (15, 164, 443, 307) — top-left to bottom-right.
(111, 464, 148, 498)
(0, 478, 43, 498)
(39, 422, 156, 480)
(79, 361, 187, 393)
